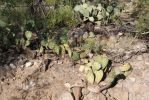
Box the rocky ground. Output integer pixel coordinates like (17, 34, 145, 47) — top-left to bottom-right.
(0, 34, 148, 100)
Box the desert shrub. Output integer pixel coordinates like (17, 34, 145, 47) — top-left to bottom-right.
(46, 5, 77, 28)
(135, 0, 149, 33)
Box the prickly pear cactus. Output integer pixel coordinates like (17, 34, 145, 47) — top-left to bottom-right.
(74, 0, 122, 25)
(79, 54, 109, 84)
(79, 54, 132, 85)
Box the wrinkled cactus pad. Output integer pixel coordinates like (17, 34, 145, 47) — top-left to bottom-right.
(86, 70, 95, 84)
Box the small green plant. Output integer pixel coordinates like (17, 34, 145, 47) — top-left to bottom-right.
(14, 31, 33, 49)
(0, 20, 20, 49)
(24, 31, 33, 46)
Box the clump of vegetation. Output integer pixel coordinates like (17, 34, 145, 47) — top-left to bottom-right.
(46, 5, 77, 28)
(74, 0, 122, 26)
(79, 55, 132, 84)
(0, 0, 78, 49)
(136, 0, 149, 34)
(38, 30, 101, 61)
(0, 0, 123, 51)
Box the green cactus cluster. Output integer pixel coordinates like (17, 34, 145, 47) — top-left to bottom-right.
(79, 55, 132, 84)
(79, 55, 109, 84)
(38, 30, 100, 61)
(74, 0, 122, 25)
(15, 31, 33, 47)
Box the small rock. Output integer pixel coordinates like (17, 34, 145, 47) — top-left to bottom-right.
(23, 84, 29, 90)
(57, 91, 74, 100)
(28, 80, 36, 87)
(25, 62, 33, 68)
(12, 77, 16, 81)
(10, 63, 16, 69)
(57, 61, 63, 64)
(23, 80, 35, 90)
(64, 82, 71, 88)
(118, 32, 123, 36)
(87, 53, 94, 58)
(20, 65, 24, 68)
(83, 32, 89, 39)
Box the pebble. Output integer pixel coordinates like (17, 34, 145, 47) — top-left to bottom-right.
(23, 80, 35, 90)
(64, 82, 71, 88)
(118, 32, 123, 36)
(25, 62, 33, 68)
(9, 63, 16, 69)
